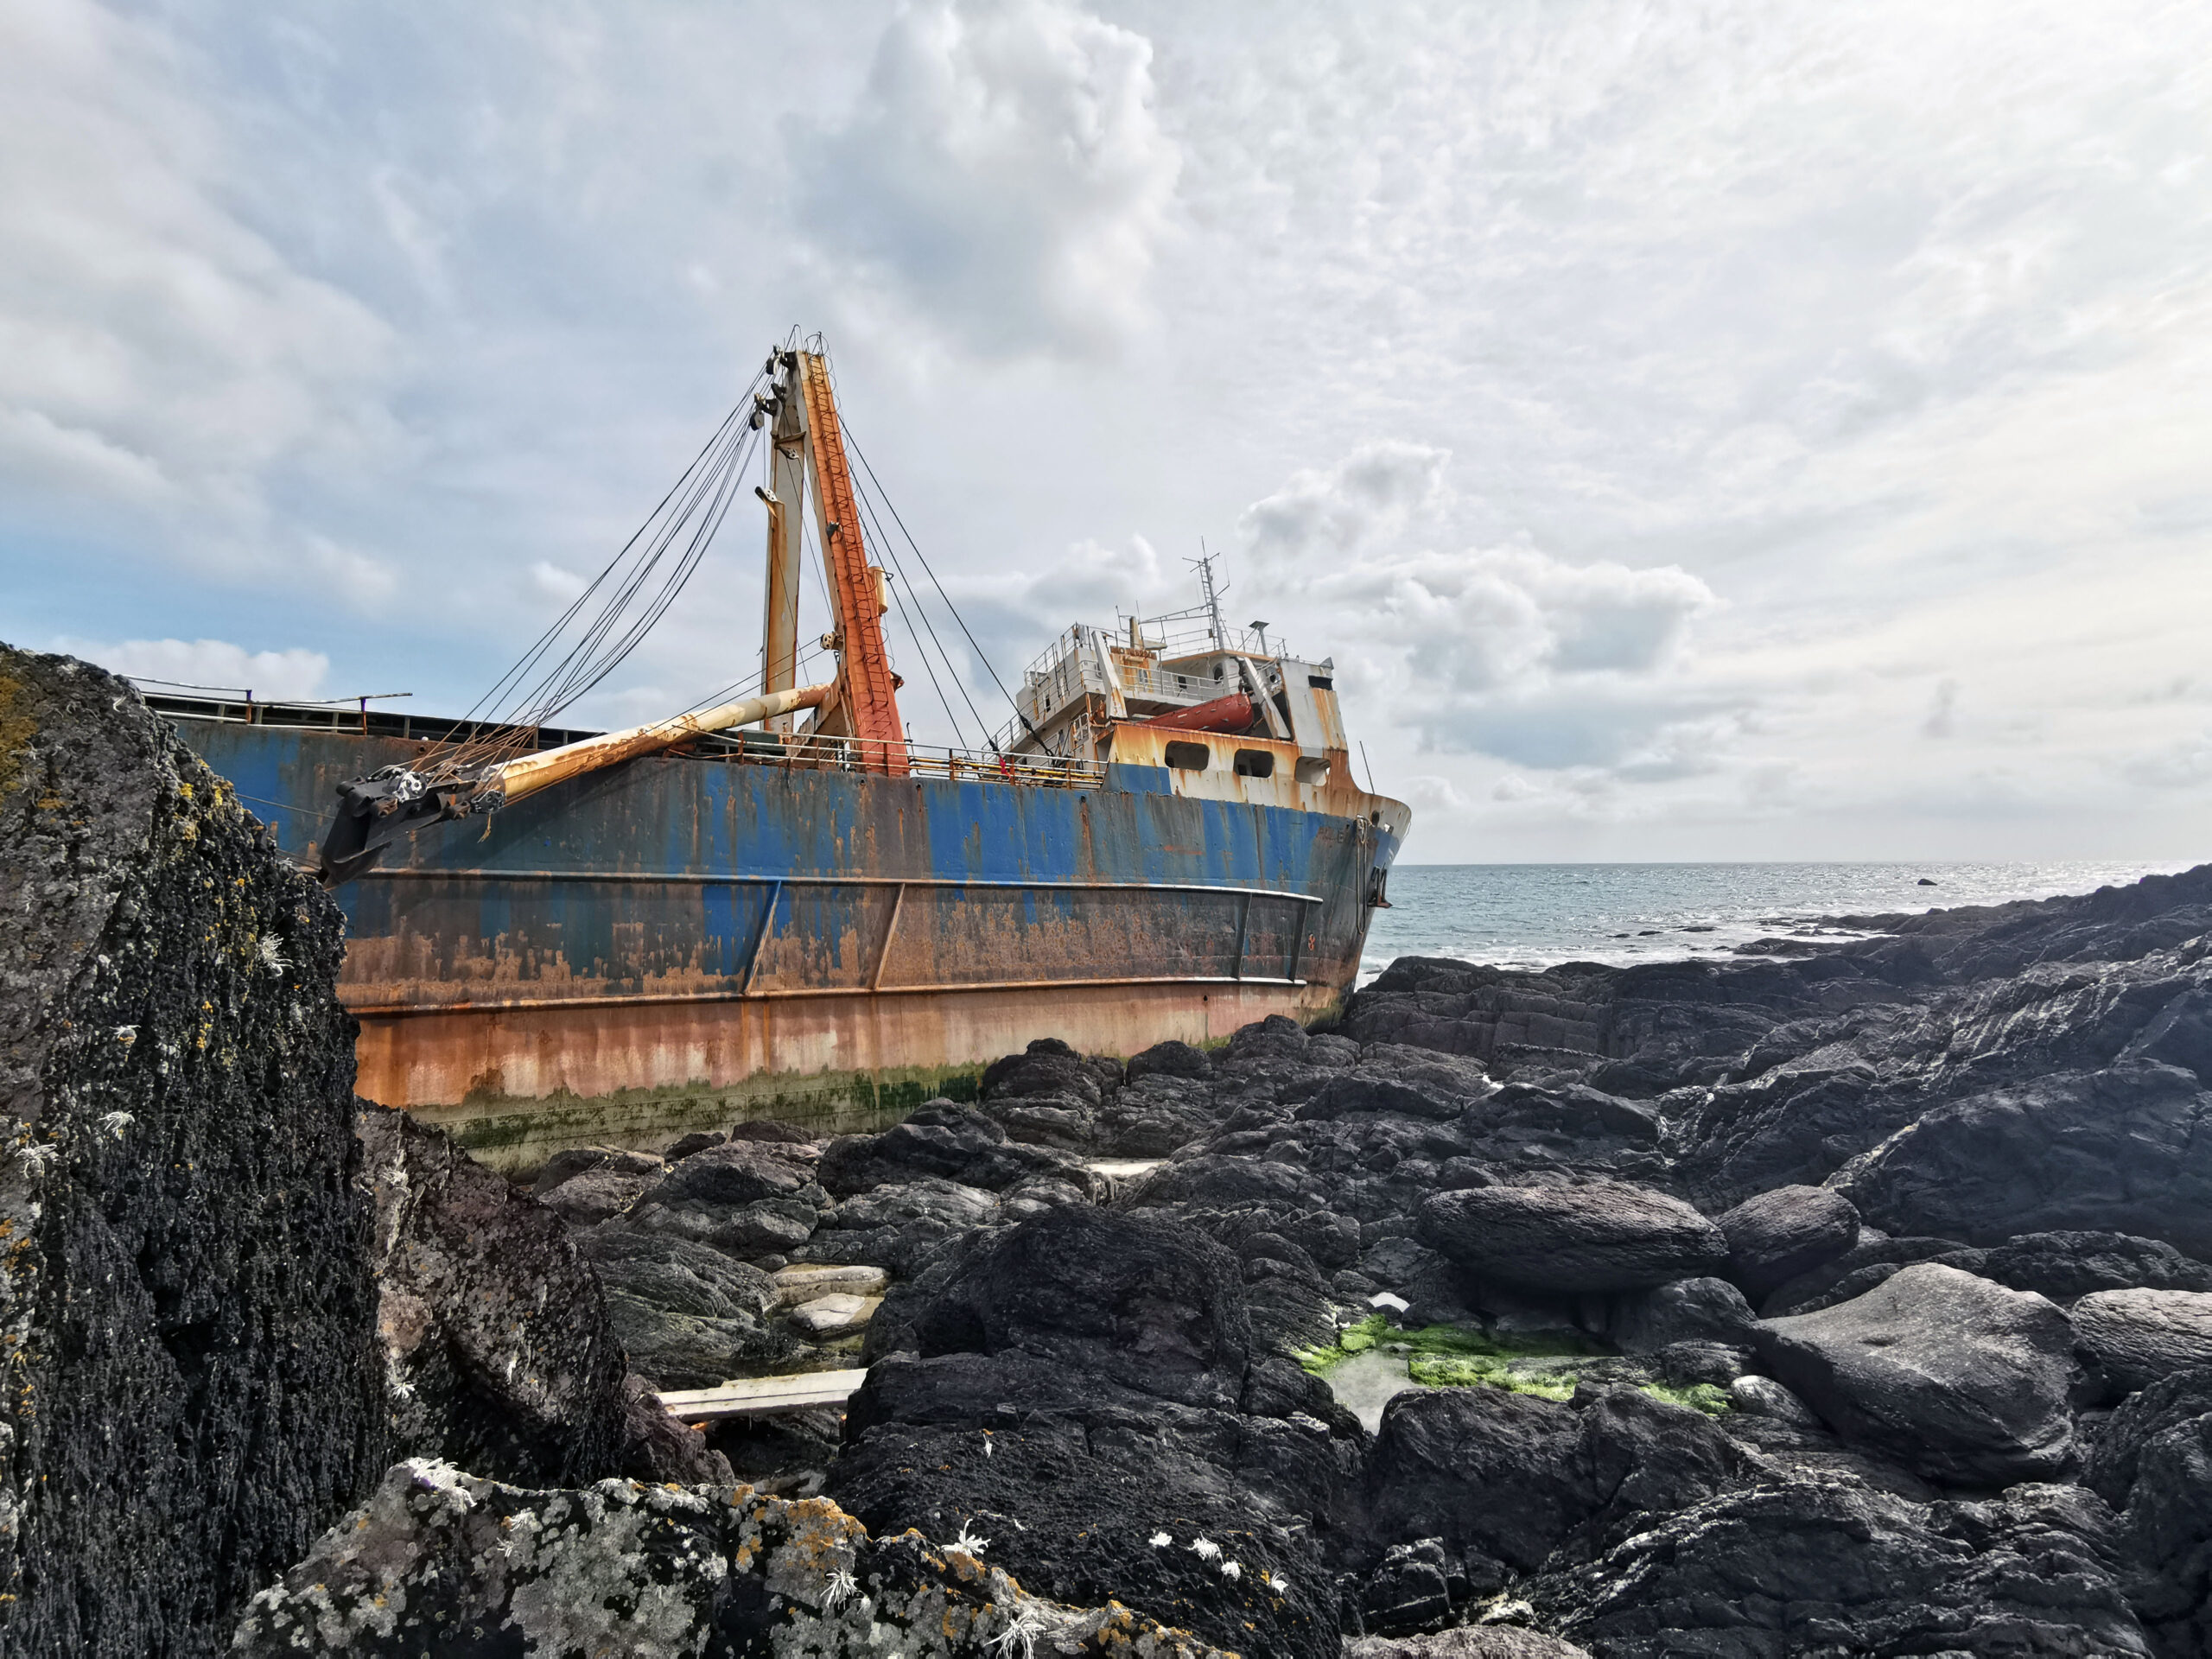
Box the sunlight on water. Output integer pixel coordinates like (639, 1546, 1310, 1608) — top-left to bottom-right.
(1360, 861, 2200, 982)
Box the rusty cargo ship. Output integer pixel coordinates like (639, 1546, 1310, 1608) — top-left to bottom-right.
(155, 344, 1409, 1169)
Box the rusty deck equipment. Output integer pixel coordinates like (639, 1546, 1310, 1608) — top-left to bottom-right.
(656, 1369, 870, 1423)
(153, 338, 1411, 1171)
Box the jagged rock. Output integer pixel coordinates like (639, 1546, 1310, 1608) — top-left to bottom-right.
(1419, 1182, 1730, 1294)
(827, 1208, 1352, 1659)
(360, 1104, 646, 1487)
(574, 1224, 793, 1389)
(1298, 1045, 1496, 1122)
(1976, 1230, 2212, 1303)
(2073, 1288, 2212, 1395)
(803, 1176, 1002, 1274)
(0, 647, 386, 1658)
(1754, 1262, 2079, 1485)
(613, 1137, 827, 1262)
(232, 1459, 1235, 1658)
(1128, 1038, 1212, 1081)
(893, 1205, 1250, 1408)
(1605, 1276, 1758, 1355)
(534, 1160, 658, 1226)
(1837, 1062, 2212, 1258)
(1363, 1384, 1759, 1574)
(817, 1102, 1102, 1199)
(1531, 1477, 2147, 1656)
(1345, 1630, 1592, 1658)
(2085, 1367, 2212, 1656)
(1717, 1184, 1860, 1298)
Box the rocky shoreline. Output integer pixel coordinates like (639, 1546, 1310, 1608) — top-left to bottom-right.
(6, 645, 2212, 1656)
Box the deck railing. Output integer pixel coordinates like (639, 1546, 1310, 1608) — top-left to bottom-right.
(694, 728, 1107, 788)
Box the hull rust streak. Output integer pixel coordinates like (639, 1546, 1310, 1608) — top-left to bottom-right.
(172, 710, 1406, 1169)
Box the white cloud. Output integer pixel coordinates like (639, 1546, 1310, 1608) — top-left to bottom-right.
(2121, 734, 2212, 791)
(0, 2, 397, 535)
(795, 0, 1180, 358)
(54, 636, 329, 700)
(1240, 440, 1450, 567)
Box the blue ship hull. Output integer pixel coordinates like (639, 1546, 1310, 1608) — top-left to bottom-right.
(167, 701, 1406, 1169)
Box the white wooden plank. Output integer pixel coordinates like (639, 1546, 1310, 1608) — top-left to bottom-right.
(657, 1367, 869, 1421)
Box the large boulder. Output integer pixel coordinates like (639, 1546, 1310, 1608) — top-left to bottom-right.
(2084, 1365, 2212, 1655)
(1418, 1182, 1730, 1294)
(1835, 1062, 2212, 1258)
(359, 1104, 639, 1487)
(1753, 1262, 2079, 1486)
(1363, 1384, 1759, 1575)
(0, 647, 386, 1658)
(1605, 1276, 1758, 1355)
(573, 1224, 794, 1389)
(2073, 1288, 2212, 1395)
(895, 1204, 1251, 1409)
(802, 1176, 1002, 1274)
(233, 1459, 1235, 1658)
(817, 1102, 1102, 1199)
(615, 1137, 826, 1260)
(1717, 1184, 1859, 1299)
(826, 1209, 1351, 1659)
(1532, 1476, 2146, 1655)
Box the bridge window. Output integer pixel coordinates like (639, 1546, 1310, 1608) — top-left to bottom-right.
(1294, 757, 1329, 785)
(1163, 741, 1210, 771)
(1233, 749, 1275, 779)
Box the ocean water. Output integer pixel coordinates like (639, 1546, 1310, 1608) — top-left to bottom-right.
(1359, 860, 2201, 982)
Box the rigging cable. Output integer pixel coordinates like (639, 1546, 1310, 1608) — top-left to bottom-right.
(422, 374, 767, 777)
(848, 465, 981, 749)
(838, 420, 1031, 750)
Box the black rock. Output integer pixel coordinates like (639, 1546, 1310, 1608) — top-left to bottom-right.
(360, 1105, 643, 1487)
(574, 1224, 793, 1389)
(1532, 1475, 2146, 1656)
(896, 1205, 1251, 1409)
(1754, 1262, 2078, 1486)
(1837, 1062, 2212, 1258)
(1717, 1183, 1859, 1299)
(2072, 1288, 2212, 1395)
(1363, 1387, 1594, 1572)
(817, 1103, 1102, 1198)
(1419, 1182, 1730, 1294)
(1976, 1230, 2212, 1303)
(1128, 1038, 1213, 1081)
(661, 1128, 727, 1160)
(0, 646, 385, 1659)
(1605, 1276, 1758, 1355)
(826, 1208, 1349, 1659)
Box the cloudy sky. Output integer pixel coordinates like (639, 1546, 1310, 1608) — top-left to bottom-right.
(5, 0, 2209, 861)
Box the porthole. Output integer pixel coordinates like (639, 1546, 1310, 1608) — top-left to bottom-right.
(1164, 741, 1210, 772)
(1232, 749, 1275, 779)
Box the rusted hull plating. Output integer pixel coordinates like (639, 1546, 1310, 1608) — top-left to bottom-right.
(180, 715, 1404, 1169)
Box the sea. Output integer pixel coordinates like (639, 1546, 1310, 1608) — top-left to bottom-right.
(1358, 860, 2201, 982)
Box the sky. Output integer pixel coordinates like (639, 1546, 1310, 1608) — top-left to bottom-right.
(3, 0, 2209, 862)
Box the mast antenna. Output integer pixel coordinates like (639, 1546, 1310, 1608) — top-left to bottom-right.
(1188, 544, 1229, 651)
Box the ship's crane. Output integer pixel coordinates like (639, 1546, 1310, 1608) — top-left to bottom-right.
(317, 344, 906, 884)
